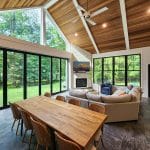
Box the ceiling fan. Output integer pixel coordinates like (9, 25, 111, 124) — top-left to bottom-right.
(76, 0, 108, 26)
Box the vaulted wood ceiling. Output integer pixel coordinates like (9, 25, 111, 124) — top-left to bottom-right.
(126, 0, 150, 49)
(0, 0, 49, 9)
(48, 0, 150, 54)
(48, 0, 95, 53)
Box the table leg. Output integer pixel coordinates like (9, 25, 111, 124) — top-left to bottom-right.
(20, 119, 23, 136)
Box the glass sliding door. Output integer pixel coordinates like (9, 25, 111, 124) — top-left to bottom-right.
(0, 51, 3, 107)
(27, 54, 39, 98)
(61, 59, 68, 91)
(7, 52, 24, 103)
(41, 56, 51, 95)
(52, 58, 60, 93)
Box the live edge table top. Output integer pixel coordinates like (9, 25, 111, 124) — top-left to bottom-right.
(15, 96, 107, 149)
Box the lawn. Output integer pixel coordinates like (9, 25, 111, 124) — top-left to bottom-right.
(0, 82, 61, 107)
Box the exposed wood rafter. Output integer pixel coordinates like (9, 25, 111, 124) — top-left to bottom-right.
(119, 0, 130, 50)
(73, 0, 99, 54)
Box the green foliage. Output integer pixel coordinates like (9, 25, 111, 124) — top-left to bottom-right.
(0, 9, 66, 51)
(46, 15, 66, 51)
(93, 55, 141, 86)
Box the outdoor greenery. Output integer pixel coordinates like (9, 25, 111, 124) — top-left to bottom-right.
(93, 54, 141, 86)
(0, 8, 68, 107)
(0, 50, 68, 107)
(0, 9, 66, 50)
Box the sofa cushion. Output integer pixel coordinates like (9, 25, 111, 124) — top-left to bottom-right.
(69, 89, 87, 99)
(102, 94, 132, 103)
(86, 92, 101, 102)
(112, 89, 126, 96)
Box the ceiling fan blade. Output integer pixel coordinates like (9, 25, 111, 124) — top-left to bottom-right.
(77, 5, 86, 12)
(86, 18, 96, 26)
(91, 7, 108, 18)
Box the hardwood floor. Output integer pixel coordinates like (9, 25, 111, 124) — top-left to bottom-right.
(0, 98, 150, 150)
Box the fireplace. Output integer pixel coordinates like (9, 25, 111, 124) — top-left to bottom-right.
(76, 78, 87, 88)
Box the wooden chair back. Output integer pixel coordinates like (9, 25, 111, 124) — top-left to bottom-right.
(68, 99, 80, 106)
(9, 102, 21, 119)
(20, 109, 32, 130)
(56, 95, 65, 102)
(55, 131, 81, 150)
(30, 117, 51, 146)
(89, 103, 105, 114)
(44, 92, 51, 97)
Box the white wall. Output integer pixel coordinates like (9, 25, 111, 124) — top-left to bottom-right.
(70, 44, 92, 89)
(0, 35, 72, 58)
(92, 47, 150, 98)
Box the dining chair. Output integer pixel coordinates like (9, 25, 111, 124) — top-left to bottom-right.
(89, 103, 105, 114)
(68, 99, 80, 106)
(89, 103, 106, 148)
(44, 92, 51, 97)
(30, 117, 52, 150)
(55, 131, 81, 150)
(9, 102, 22, 135)
(56, 95, 65, 102)
(55, 132, 96, 150)
(20, 109, 33, 148)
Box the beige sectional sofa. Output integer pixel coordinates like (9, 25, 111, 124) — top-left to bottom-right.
(66, 86, 142, 123)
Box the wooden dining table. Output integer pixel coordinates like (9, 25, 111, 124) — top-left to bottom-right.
(15, 96, 107, 150)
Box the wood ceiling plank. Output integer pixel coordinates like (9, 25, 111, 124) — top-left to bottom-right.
(0, 0, 48, 9)
(82, 0, 126, 53)
(126, 0, 150, 49)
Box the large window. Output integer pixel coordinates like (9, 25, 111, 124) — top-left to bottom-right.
(93, 59, 102, 84)
(61, 59, 68, 91)
(0, 48, 68, 109)
(103, 57, 113, 83)
(114, 56, 125, 86)
(0, 51, 3, 107)
(93, 54, 141, 86)
(46, 14, 66, 51)
(41, 56, 51, 94)
(127, 55, 141, 86)
(0, 9, 41, 44)
(7, 52, 24, 103)
(0, 9, 66, 51)
(52, 58, 60, 93)
(27, 54, 39, 98)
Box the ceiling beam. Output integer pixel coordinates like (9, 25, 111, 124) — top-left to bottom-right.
(44, 0, 59, 9)
(119, 0, 130, 50)
(73, 0, 99, 54)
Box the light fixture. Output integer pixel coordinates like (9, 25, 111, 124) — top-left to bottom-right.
(74, 33, 78, 37)
(147, 8, 150, 14)
(102, 23, 107, 28)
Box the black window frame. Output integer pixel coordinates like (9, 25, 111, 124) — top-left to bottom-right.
(0, 47, 69, 109)
(93, 54, 141, 86)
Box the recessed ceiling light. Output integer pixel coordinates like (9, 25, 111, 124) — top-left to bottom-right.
(147, 8, 150, 14)
(74, 33, 78, 37)
(102, 23, 107, 28)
